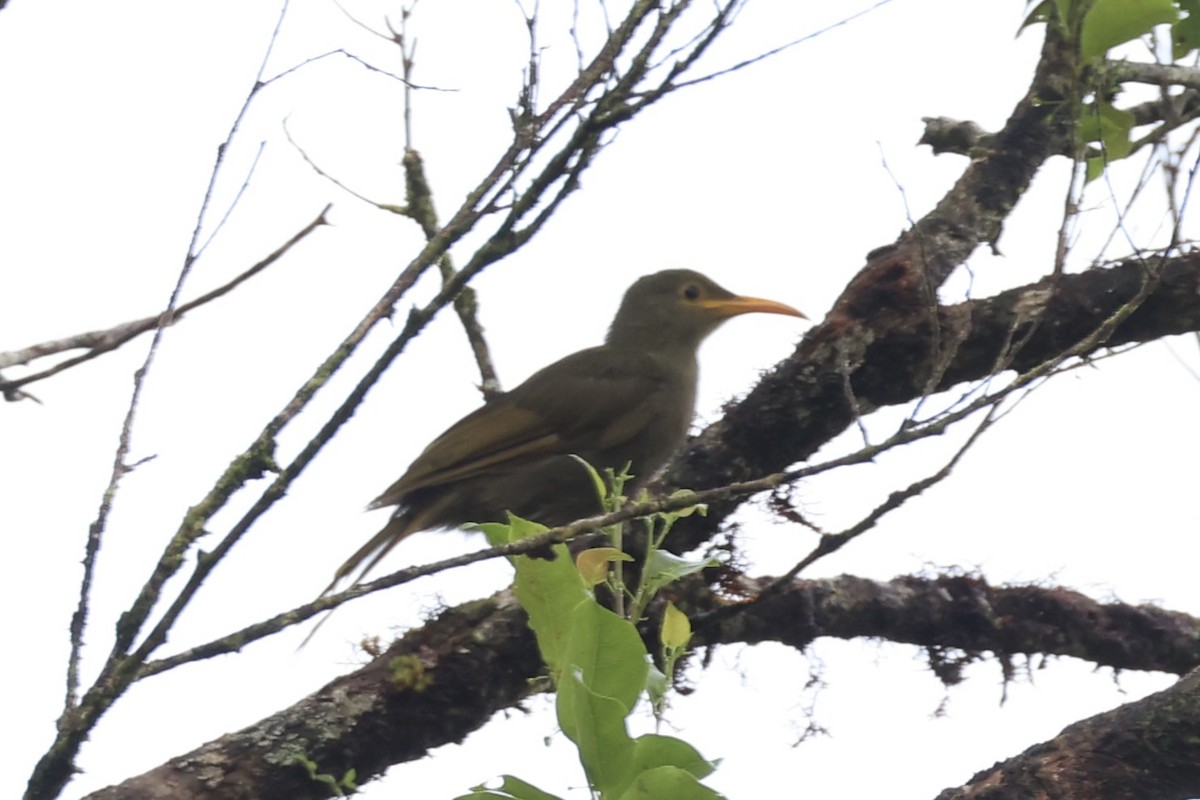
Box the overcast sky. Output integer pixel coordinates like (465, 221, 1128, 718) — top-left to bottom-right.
(2, 1, 1198, 798)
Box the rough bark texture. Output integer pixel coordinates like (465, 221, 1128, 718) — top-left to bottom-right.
(71, 16, 1200, 800)
(698, 574, 1200, 678)
(652, 22, 1088, 550)
(87, 595, 542, 800)
(84, 575, 1200, 800)
(934, 668, 1200, 800)
(79, 247, 1200, 800)
(660, 251, 1200, 555)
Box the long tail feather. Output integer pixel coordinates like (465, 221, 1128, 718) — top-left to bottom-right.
(297, 513, 419, 649)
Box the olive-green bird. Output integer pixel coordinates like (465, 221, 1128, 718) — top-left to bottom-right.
(329, 269, 805, 590)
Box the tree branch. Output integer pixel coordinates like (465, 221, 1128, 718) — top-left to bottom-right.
(0, 209, 328, 391)
(933, 666, 1200, 800)
(660, 249, 1200, 555)
(82, 574, 1200, 800)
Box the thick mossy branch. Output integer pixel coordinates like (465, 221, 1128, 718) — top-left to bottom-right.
(661, 251, 1200, 554)
(934, 668, 1200, 800)
(695, 574, 1200, 677)
(646, 25, 1094, 552)
(82, 574, 1200, 800)
(87, 594, 541, 800)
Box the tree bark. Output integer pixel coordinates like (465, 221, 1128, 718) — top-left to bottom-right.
(934, 667, 1200, 800)
(84, 571, 1200, 800)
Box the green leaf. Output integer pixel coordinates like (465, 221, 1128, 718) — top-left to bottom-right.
(615, 766, 726, 800)
(660, 602, 692, 650)
(474, 513, 550, 547)
(631, 734, 717, 780)
(569, 455, 609, 507)
(1053, 0, 1072, 27)
(644, 662, 669, 710)
(1079, 100, 1135, 181)
(1079, 101, 1135, 156)
(556, 666, 636, 796)
(561, 601, 648, 716)
(1020, 0, 1054, 32)
(1081, 0, 1177, 58)
(655, 490, 706, 526)
(511, 523, 591, 675)
(642, 550, 720, 597)
(474, 522, 514, 547)
(454, 775, 566, 800)
(1174, 0, 1200, 57)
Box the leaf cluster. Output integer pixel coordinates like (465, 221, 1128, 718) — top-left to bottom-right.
(463, 477, 720, 800)
(1027, 0, 1198, 179)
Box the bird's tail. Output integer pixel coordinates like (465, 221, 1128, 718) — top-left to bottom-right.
(298, 514, 419, 649)
(326, 513, 418, 595)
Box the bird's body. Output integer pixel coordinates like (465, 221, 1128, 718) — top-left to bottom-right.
(328, 269, 804, 590)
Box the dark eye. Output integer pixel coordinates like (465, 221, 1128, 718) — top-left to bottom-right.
(682, 284, 701, 301)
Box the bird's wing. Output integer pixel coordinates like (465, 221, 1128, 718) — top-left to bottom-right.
(371, 347, 676, 507)
(522, 348, 681, 452)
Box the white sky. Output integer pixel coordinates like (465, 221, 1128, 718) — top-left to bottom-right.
(2, 1, 1198, 798)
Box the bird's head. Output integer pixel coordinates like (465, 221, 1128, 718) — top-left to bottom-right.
(606, 269, 806, 353)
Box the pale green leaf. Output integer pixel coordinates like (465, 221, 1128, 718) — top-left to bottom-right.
(556, 667, 636, 796)
(562, 601, 648, 714)
(660, 602, 692, 650)
(615, 766, 726, 800)
(631, 734, 717, 780)
(569, 455, 608, 507)
(645, 662, 669, 709)
(512, 524, 590, 675)
(1079, 100, 1135, 180)
(1081, 0, 1177, 59)
(454, 775, 566, 800)
(642, 550, 720, 596)
(1173, 0, 1200, 57)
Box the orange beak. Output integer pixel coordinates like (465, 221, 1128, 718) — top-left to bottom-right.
(701, 295, 807, 320)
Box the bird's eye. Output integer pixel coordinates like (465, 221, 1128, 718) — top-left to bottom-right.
(682, 284, 701, 301)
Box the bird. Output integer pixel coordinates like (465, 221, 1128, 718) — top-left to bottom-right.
(327, 269, 805, 592)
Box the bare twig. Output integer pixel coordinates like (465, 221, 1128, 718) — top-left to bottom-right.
(668, 0, 897, 91)
(758, 402, 1001, 597)
(29, 6, 773, 798)
(27, 4, 303, 798)
(63, 0, 296, 719)
(390, 9, 501, 396)
(151, 254, 1166, 673)
(0, 210, 329, 390)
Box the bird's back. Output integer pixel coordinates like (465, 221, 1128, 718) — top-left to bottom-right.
(379, 345, 696, 529)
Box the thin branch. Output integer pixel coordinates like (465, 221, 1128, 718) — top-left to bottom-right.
(0, 210, 329, 390)
(141, 475, 786, 676)
(283, 118, 397, 210)
(140, 255, 1169, 675)
(1054, 140, 1086, 276)
(26, 4, 298, 798)
(195, 141, 266, 259)
(755, 402, 1001, 599)
(1109, 59, 1200, 91)
(667, 0, 897, 92)
(388, 12, 502, 396)
(261, 47, 444, 92)
(1173, 136, 1200, 246)
(29, 6, 762, 797)
(63, 0, 297, 726)
(87, 574, 1200, 800)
